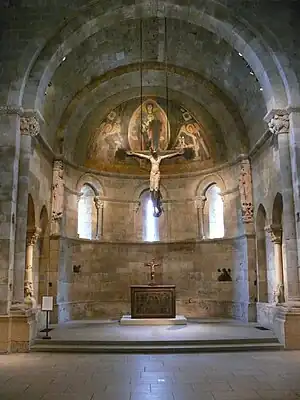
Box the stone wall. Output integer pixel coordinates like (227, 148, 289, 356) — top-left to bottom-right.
(64, 161, 241, 242)
(56, 237, 252, 322)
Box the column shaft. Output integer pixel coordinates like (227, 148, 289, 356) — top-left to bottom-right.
(277, 133, 299, 300)
(13, 134, 32, 304)
(0, 112, 20, 314)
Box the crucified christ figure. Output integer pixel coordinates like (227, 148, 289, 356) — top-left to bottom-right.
(127, 147, 183, 202)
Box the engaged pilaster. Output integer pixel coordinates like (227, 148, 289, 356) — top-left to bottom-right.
(266, 111, 300, 301)
(13, 115, 41, 307)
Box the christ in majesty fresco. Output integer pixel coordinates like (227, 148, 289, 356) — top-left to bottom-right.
(128, 99, 170, 152)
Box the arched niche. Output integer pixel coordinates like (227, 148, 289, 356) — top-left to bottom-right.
(133, 182, 168, 241)
(270, 192, 285, 303)
(140, 189, 160, 242)
(27, 194, 36, 231)
(255, 204, 268, 302)
(77, 184, 98, 240)
(37, 206, 50, 306)
(272, 192, 283, 226)
(196, 175, 225, 239)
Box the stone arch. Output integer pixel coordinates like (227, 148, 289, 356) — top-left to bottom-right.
(133, 181, 169, 201)
(196, 175, 225, 239)
(195, 173, 226, 197)
(255, 203, 268, 303)
(76, 173, 104, 196)
(24, 194, 38, 305)
(19, 2, 296, 114)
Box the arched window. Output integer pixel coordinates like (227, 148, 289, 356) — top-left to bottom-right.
(206, 184, 224, 239)
(77, 184, 96, 239)
(141, 191, 160, 242)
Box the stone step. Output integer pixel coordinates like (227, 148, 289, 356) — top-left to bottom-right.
(31, 342, 283, 354)
(33, 337, 279, 346)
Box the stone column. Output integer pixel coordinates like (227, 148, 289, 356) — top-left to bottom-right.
(265, 224, 284, 304)
(288, 109, 300, 280)
(194, 196, 206, 239)
(267, 112, 300, 301)
(94, 196, 104, 240)
(24, 227, 41, 308)
(0, 107, 23, 315)
(13, 115, 40, 306)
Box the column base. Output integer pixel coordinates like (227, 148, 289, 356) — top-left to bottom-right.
(274, 302, 300, 349)
(0, 305, 38, 353)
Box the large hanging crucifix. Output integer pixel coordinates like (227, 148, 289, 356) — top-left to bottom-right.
(126, 147, 183, 217)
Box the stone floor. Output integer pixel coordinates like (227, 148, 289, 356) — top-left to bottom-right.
(37, 319, 277, 342)
(1, 351, 300, 399)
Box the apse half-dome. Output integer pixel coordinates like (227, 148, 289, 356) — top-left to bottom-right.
(85, 97, 213, 173)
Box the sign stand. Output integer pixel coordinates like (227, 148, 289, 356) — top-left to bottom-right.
(41, 296, 53, 340)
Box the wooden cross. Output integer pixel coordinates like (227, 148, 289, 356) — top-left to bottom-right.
(145, 258, 160, 285)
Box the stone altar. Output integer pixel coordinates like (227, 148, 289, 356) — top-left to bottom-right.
(131, 285, 176, 319)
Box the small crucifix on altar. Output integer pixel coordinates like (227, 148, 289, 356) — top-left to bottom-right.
(145, 258, 160, 285)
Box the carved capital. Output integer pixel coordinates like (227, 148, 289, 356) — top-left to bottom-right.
(268, 114, 289, 135)
(53, 160, 64, 171)
(20, 116, 40, 137)
(194, 195, 206, 210)
(26, 227, 41, 247)
(265, 224, 282, 244)
(133, 201, 140, 213)
(94, 196, 104, 210)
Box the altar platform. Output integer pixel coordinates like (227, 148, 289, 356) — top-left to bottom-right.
(31, 319, 283, 353)
(120, 315, 187, 325)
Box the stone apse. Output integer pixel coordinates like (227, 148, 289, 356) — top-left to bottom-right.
(1, 1, 300, 352)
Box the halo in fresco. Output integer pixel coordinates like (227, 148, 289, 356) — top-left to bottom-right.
(128, 99, 170, 151)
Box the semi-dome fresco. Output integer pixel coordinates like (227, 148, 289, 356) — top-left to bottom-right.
(86, 97, 212, 173)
